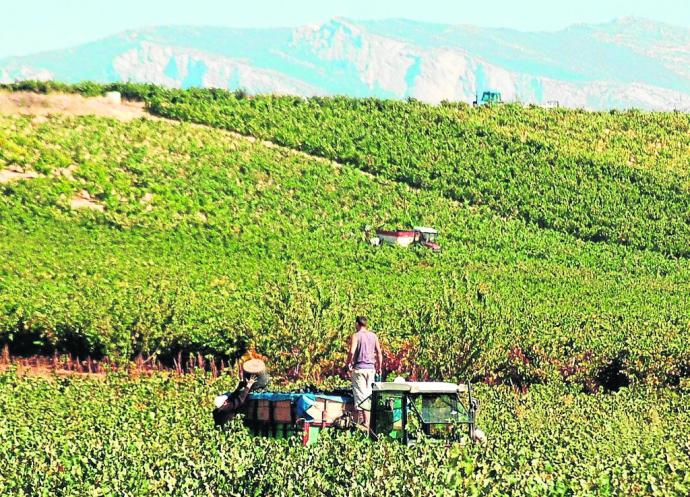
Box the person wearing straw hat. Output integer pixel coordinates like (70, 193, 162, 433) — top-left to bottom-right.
(212, 375, 257, 426)
(212, 358, 268, 426)
(346, 316, 382, 428)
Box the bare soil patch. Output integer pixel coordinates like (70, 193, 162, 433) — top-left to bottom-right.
(0, 165, 41, 184)
(0, 90, 150, 121)
(70, 190, 105, 211)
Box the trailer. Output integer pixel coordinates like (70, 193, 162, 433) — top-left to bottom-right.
(374, 229, 417, 248)
(372, 227, 441, 251)
(222, 380, 481, 446)
(239, 391, 354, 445)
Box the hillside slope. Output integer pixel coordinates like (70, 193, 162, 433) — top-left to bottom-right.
(143, 87, 690, 257)
(1, 96, 690, 387)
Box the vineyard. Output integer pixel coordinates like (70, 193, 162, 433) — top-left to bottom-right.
(1, 110, 689, 388)
(1, 82, 690, 495)
(1, 371, 689, 496)
(142, 87, 690, 257)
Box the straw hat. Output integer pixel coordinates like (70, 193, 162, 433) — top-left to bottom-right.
(242, 359, 269, 388)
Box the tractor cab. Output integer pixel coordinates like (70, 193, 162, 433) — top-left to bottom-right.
(370, 381, 479, 445)
(413, 227, 440, 251)
(473, 91, 502, 106)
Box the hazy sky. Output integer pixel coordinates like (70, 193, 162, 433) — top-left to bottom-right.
(2, 0, 689, 58)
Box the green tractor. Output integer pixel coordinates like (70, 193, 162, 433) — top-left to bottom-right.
(370, 381, 484, 445)
(473, 91, 502, 106)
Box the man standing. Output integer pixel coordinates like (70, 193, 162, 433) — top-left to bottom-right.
(346, 316, 383, 429)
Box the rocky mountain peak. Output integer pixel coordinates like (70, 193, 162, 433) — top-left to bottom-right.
(1, 17, 689, 110)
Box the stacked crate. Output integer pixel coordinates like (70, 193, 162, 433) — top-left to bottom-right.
(240, 393, 354, 445)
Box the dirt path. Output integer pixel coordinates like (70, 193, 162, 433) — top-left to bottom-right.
(0, 166, 41, 183)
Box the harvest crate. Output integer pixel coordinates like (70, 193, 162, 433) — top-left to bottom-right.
(240, 392, 354, 445)
(310, 398, 354, 423)
(245, 398, 295, 423)
(273, 400, 294, 423)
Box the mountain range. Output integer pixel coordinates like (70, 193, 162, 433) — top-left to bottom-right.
(2, 17, 690, 110)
